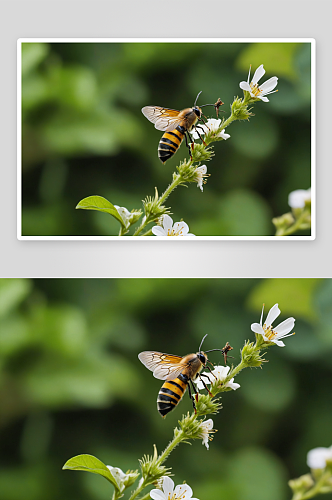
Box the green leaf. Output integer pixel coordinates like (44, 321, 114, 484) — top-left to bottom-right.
(76, 196, 123, 225)
(62, 454, 119, 489)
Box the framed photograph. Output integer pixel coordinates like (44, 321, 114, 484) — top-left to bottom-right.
(18, 38, 315, 239)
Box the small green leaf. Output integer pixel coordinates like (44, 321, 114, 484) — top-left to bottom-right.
(63, 454, 118, 489)
(76, 196, 123, 225)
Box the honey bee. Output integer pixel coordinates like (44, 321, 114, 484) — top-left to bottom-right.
(138, 335, 228, 417)
(142, 92, 218, 163)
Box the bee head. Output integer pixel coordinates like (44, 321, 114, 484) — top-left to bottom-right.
(197, 351, 207, 365)
(193, 106, 202, 118)
(197, 334, 209, 365)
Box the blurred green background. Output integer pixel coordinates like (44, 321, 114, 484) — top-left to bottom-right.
(0, 278, 331, 500)
(21, 41, 311, 236)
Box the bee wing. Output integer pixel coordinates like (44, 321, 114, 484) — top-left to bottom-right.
(141, 106, 183, 132)
(138, 351, 187, 381)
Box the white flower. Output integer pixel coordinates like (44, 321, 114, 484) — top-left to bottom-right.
(107, 466, 127, 491)
(307, 446, 332, 469)
(198, 419, 216, 450)
(239, 64, 278, 102)
(190, 118, 230, 140)
(152, 214, 195, 236)
(251, 303, 295, 347)
(288, 188, 311, 209)
(195, 365, 240, 391)
(194, 165, 209, 192)
(114, 205, 131, 225)
(107, 465, 138, 491)
(150, 476, 199, 500)
(114, 205, 141, 228)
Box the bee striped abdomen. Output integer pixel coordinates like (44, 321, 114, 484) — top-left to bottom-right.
(158, 126, 185, 163)
(157, 373, 188, 417)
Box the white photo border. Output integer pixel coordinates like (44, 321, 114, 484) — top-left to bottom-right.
(17, 38, 316, 241)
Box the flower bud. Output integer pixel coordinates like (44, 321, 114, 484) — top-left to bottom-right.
(139, 445, 170, 483)
(195, 394, 222, 416)
(191, 143, 214, 163)
(288, 474, 314, 495)
(143, 187, 168, 220)
(241, 341, 266, 367)
(231, 97, 253, 121)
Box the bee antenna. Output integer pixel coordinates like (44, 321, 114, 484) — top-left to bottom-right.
(194, 91, 202, 107)
(199, 104, 216, 108)
(198, 334, 208, 352)
(204, 348, 224, 353)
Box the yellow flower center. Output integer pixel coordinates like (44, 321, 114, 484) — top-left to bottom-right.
(167, 492, 185, 500)
(262, 324, 276, 340)
(249, 83, 263, 97)
(167, 227, 185, 236)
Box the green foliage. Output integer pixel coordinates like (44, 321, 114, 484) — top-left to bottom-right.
(76, 196, 124, 225)
(1, 278, 331, 500)
(63, 454, 117, 485)
(21, 42, 312, 236)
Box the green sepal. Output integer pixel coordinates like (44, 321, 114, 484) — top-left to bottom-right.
(76, 195, 124, 226)
(62, 454, 120, 490)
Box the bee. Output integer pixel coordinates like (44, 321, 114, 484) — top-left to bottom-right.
(142, 91, 218, 164)
(138, 335, 228, 417)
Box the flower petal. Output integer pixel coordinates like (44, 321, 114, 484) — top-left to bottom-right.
(226, 380, 241, 390)
(252, 64, 265, 85)
(218, 129, 230, 140)
(204, 419, 214, 430)
(162, 477, 174, 497)
(152, 226, 166, 236)
(274, 317, 295, 335)
(259, 76, 278, 93)
(195, 379, 205, 390)
(288, 189, 311, 209)
(150, 489, 166, 500)
(239, 81, 251, 91)
(258, 96, 269, 102)
(272, 339, 285, 347)
(251, 323, 264, 335)
(265, 304, 281, 327)
(173, 221, 189, 236)
(174, 483, 193, 499)
(307, 447, 332, 469)
(212, 365, 230, 379)
(162, 214, 173, 232)
(259, 304, 265, 325)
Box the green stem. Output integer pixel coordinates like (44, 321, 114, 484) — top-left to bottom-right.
(128, 480, 147, 500)
(291, 472, 331, 500)
(133, 174, 184, 236)
(275, 210, 311, 236)
(156, 430, 185, 466)
(158, 174, 184, 206)
(226, 359, 247, 380)
(139, 494, 152, 500)
(127, 430, 186, 500)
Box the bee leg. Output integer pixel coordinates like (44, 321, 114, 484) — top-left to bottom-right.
(193, 126, 207, 146)
(187, 379, 197, 413)
(205, 365, 217, 379)
(184, 131, 193, 158)
(198, 374, 213, 397)
(190, 379, 200, 404)
(199, 115, 210, 128)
